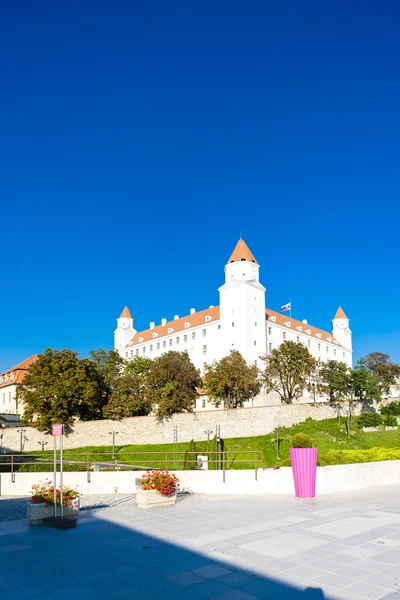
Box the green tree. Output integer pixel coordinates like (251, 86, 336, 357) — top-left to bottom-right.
(204, 350, 261, 409)
(87, 349, 125, 411)
(349, 367, 381, 406)
(317, 360, 351, 403)
(357, 352, 400, 396)
(260, 341, 316, 404)
(18, 348, 102, 430)
(103, 374, 153, 419)
(146, 351, 201, 421)
(183, 439, 198, 470)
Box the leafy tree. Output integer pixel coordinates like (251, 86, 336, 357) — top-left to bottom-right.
(87, 349, 125, 411)
(260, 341, 316, 404)
(317, 360, 351, 403)
(357, 352, 400, 396)
(349, 367, 381, 406)
(103, 374, 152, 419)
(18, 348, 101, 430)
(146, 351, 201, 421)
(204, 350, 261, 409)
(183, 439, 198, 470)
(103, 356, 153, 419)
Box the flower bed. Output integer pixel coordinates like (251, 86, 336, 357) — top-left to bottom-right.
(27, 479, 81, 525)
(137, 470, 179, 508)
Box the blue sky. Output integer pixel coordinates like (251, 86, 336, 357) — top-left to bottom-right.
(1, 1, 399, 371)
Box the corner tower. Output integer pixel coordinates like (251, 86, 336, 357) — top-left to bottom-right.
(332, 306, 352, 351)
(218, 239, 266, 365)
(114, 306, 136, 352)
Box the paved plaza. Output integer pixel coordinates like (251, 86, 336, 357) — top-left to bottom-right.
(1, 486, 400, 599)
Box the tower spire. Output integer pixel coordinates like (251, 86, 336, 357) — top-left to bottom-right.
(119, 306, 132, 319)
(227, 239, 258, 264)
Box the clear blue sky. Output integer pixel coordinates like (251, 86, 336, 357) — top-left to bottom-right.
(1, 1, 399, 372)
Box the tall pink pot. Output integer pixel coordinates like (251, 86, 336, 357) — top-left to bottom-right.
(289, 447, 318, 498)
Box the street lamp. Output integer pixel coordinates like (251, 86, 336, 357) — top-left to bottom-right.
(204, 429, 213, 442)
(17, 429, 26, 453)
(109, 431, 119, 459)
(38, 441, 48, 451)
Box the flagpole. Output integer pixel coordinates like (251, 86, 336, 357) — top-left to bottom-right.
(290, 302, 291, 319)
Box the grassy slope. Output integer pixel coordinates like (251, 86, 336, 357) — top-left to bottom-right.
(25, 417, 400, 469)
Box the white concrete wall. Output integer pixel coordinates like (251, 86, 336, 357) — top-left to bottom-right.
(3, 460, 400, 497)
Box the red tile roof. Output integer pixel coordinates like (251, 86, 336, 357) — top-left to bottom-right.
(333, 306, 348, 320)
(265, 309, 342, 347)
(0, 355, 38, 389)
(227, 239, 258, 264)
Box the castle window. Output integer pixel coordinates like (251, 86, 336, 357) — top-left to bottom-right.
(318, 343, 320, 351)
(334, 349, 336, 356)
(2, 393, 4, 404)
(269, 343, 272, 352)
(343, 352, 345, 358)
(268, 327, 271, 335)
(205, 315, 212, 322)
(255, 322, 258, 328)
(254, 359, 257, 365)
(143, 347, 146, 354)
(254, 340, 256, 346)
(8, 392, 10, 402)
(232, 322, 235, 327)
(163, 340, 166, 348)
(202, 398, 206, 408)
(184, 334, 187, 342)
(326, 346, 329, 353)
(202, 329, 206, 338)
(192, 332, 196, 340)
(203, 345, 207, 355)
(125, 352, 128, 358)
(176, 337, 180, 345)
(130, 350, 133, 357)
(297, 336, 300, 343)
(283, 332, 286, 340)
(157, 342, 160, 350)
(136, 349, 139, 355)
(203, 362, 207, 371)
(218, 324, 221, 329)
(169, 339, 172, 347)
(308, 340, 310, 348)
(150, 344, 153, 352)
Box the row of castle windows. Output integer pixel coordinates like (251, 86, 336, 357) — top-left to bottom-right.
(126, 338, 208, 358)
(268, 327, 345, 357)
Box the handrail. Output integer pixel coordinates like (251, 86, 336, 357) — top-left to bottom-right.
(2, 450, 264, 482)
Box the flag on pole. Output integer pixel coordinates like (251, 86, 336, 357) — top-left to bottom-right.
(281, 302, 291, 312)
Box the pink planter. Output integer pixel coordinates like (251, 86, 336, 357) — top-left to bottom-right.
(290, 447, 318, 498)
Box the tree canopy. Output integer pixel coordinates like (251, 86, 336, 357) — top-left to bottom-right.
(146, 351, 201, 421)
(204, 350, 260, 409)
(19, 348, 102, 430)
(260, 341, 316, 404)
(357, 352, 400, 396)
(103, 355, 153, 419)
(317, 360, 351, 403)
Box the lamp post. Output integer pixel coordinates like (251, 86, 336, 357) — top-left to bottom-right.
(38, 441, 48, 451)
(109, 431, 119, 459)
(204, 429, 213, 442)
(17, 429, 26, 454)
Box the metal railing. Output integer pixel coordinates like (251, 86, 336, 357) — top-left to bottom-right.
(0, 450, 263, 484)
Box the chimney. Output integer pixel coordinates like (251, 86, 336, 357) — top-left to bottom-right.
(302, 319, 308, 324)
(150, 322, 155, 330)
(161, 318, 167, 326)
(190, 308, 196, 315)
(174, 315, 179, 320)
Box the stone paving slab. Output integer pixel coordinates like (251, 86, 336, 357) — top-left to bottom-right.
(1, 486, 400, 598)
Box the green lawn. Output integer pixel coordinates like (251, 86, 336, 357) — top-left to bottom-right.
(21, 417, 400, 470)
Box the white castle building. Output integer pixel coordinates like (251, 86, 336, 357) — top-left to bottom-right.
(114, 239, 352, 407)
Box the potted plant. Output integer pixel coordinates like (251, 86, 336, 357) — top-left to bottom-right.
(137, 470, 179, 508)
(289, 434, 318, 499)
(27, 479, 81, 525)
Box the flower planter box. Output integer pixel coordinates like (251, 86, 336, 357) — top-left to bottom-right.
(27, 499, 80, 525)
(362, 426, 379, 432)
(385, 426, 398, 431)
(290, 447, 318, 498)
(136, 488, 176, 509)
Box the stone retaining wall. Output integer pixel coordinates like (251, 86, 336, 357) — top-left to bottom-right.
(1, 398, 388, 453)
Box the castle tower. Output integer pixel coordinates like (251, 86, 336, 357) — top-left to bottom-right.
(218, 239, 266, 365)
(114, 306, 136, 351)
(332, 306, 352, 351)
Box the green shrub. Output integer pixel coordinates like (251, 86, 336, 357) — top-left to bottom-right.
(305, 417, 314, 423)
(183, 440, 198, 470)
(383, 415, 398, 427)
(356, 413, 382, 428)
(318, 447, 400, 466)
(380, 402, 400, 417)
(291, 433, 313, 448)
